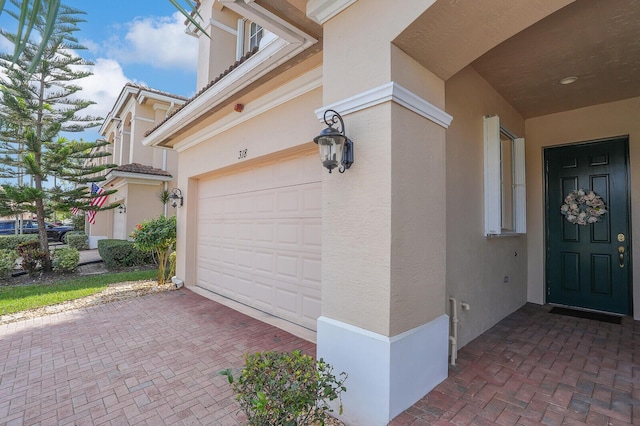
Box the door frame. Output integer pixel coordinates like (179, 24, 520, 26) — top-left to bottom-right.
(543, 135, 633, 314)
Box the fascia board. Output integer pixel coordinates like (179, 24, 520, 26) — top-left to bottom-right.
(137, 91, 188, 106)
(108, 171, 173, 182)
(174, 66, 322, 153)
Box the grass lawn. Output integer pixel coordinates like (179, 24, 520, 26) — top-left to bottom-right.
(0, 269, 157, 316)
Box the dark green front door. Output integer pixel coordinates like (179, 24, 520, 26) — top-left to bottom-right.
(545, 137, 632, 315)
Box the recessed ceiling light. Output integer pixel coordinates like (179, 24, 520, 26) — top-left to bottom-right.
(559, 76, 579, 85)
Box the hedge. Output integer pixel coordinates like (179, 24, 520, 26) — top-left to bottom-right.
(52, 247, 80, 272)
(0, 234, 39, 250)
(97, 239, 153, 269)
(66, 232, 89, 250)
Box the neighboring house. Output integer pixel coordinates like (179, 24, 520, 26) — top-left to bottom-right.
(86, 84, 186, 246)
(143, 1, 640, 424)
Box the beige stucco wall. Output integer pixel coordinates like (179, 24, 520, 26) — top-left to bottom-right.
(525, 96, 640, 320)
(196, 0, 240, 90)
(322, 0, 437, 104)
(125, 183, 167, 235)
(445, 65, 528, 347)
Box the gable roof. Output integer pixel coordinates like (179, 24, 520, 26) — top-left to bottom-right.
(99, 84, 188, 136)
(111, 163, 172, 177)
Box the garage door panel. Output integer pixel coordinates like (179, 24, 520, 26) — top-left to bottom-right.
(302, 257, 321, 285)
(303, 223, 321, 247)
(277, 223, 299, 246)
(197, 153, 321, 331)
(256, 193, 275, 212)
(275, 287, 298, 316)
(276, 254, 300, 280)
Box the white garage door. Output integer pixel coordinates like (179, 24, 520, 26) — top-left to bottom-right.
(197, 153, 322, 330)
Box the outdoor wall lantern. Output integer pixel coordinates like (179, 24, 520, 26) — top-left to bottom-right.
(313, 109, 354, 173)
(118, 204, 126, 214)
(169, 188, 184, 208)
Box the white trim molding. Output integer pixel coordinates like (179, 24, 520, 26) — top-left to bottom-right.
(174, 67, 322, 153)
(314, 81, 453, 129)
(208, 18, 237, 36)
(317, 315, 449, 425)
(307, 0, 358, 24)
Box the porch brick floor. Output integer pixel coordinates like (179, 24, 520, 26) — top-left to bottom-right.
(1, 290, 638, 425)
(391, 303, 640, 426)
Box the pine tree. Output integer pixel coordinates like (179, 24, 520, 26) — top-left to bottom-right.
(0, 1, 116, 271)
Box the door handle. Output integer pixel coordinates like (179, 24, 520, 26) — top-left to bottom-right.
(618, 246, 625, 268)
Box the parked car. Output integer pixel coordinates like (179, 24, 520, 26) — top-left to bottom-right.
(0, 220, 74, 242)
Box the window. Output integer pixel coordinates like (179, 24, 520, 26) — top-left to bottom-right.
(484, 115, 526, 235)
(249, 22, 263, 51)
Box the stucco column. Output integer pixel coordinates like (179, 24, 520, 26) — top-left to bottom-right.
(314, 2, 449, 424)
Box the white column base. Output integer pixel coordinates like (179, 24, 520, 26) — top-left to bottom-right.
(317, 314, 449, 425)
(88, 236, 107, 249)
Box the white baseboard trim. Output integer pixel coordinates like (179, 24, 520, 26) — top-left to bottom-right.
(317, 314, 449, 425)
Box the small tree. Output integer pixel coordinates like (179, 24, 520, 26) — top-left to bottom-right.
(130, 215, 177, 284)
(0, 2, 116, 271)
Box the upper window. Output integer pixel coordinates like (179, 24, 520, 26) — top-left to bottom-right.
(484, 115, 526, 236)
(249, 23, 264, 51)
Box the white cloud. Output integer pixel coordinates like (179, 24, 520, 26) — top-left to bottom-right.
(0, 36, 14, 55)
(106, 12, 197, 71)
(73, 58, 141, 120)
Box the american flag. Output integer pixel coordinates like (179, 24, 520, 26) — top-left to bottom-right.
(71, 207, 80, 215)
(87, 183, 107, 225)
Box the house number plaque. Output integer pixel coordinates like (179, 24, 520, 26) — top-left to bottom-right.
(238, 149, 248, 159)
(618, 233, 625, 242)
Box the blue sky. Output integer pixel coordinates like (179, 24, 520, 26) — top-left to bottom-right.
(1, 1, 199, 142)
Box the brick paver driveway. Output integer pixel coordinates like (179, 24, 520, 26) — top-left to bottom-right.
(2, 289, 639, 425)
(0, 290, 314, 425)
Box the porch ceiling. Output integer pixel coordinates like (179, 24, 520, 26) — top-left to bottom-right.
(395, 0, 640, 119)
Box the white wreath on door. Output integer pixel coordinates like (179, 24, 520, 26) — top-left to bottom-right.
(560, 189, 607, 225)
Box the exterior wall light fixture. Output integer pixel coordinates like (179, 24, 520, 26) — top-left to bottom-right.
(313, 109, 354, 173)
(118, 204, 126, 214)
(169, 188, 184, 208)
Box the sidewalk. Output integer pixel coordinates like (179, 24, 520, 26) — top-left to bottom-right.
(77, 248, 103, 264)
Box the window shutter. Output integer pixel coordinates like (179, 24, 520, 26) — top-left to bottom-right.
(513, 137, 526, 233)
(484, 115, 501, 235)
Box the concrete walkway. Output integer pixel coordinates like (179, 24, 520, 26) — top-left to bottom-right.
(0, 290, 637, 425)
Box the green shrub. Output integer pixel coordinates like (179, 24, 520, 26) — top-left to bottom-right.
(0, 249, 19, 278)
(130, 215, 176, 284)
(16, 240, 47, 275)
(97, 239, 152, 269)
(51, 247, 80, 272)
(0, 234, 39, 250)
(220, 350, 347, 426)
(66, 232, 89, 250)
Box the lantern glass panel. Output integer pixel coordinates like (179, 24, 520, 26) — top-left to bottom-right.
(318, 135, 346, 171)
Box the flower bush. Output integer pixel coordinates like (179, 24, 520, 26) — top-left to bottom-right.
(560, 189, 607, 225)
(51, 247, 80, 272)
(220, 350, 347, 426)
(130, 215, 176, 284)
(16, 240, 47, 275)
